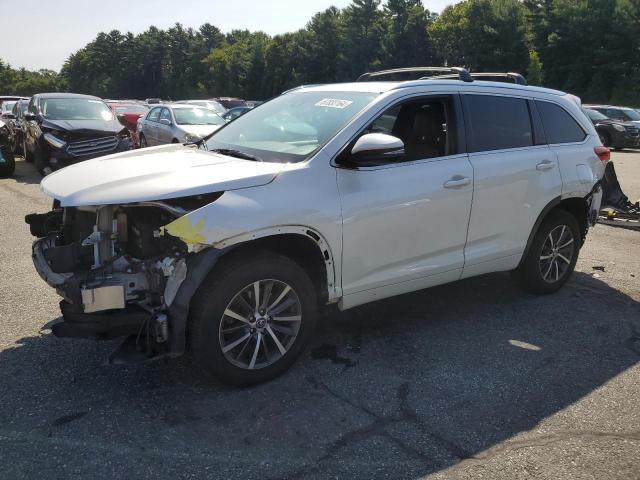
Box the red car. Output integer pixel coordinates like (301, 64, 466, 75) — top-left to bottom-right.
(106, 102, 150, 148)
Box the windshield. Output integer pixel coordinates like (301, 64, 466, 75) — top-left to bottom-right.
(205, 91, 378, 162)
(173, 107, 225, 125)
(115, 105, 149, 114)
(1, 101, 16, 112)
(623, 108, 640, 121)
(42, 98, 114, 121)
(584, 108, 607, 121)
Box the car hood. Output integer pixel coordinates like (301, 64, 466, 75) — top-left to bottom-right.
(42, 118, 123, 135)
(180, 124, 223, 138)
(41, 144, 287, 207)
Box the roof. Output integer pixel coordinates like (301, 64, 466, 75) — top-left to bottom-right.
(295, 80, 567, 97)
(33, 92, 102, 100)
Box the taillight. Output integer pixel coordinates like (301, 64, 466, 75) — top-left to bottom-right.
(594, 146, 610, 162)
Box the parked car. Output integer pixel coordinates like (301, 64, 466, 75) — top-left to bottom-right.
(4, 98, 30, 154)
(25, 67, 606, 386)
(583, 108, 640, 149)
(23, 93, 133, 175)
(214, 97, 247, 109)
(179, 99, 227, 114)
(0, 118, 15, 177)
(585, 104, 640, 127)
(145, 98, 162, 105)
(222, 106, 251, 122)
(106, 102, 149, 148)
(137, 104, 225, 147)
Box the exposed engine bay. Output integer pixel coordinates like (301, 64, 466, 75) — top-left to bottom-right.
(25, 196, 219, 360)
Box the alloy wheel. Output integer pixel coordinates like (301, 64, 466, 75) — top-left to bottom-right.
(539, 224, 575, 283)
(218, 279, 302, 370)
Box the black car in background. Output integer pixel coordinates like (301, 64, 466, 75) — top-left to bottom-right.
(23, 93, 132, 175)
(3, 98, 30, 154)
(583, 108, 640, 150)
(0, 119, 15, 178)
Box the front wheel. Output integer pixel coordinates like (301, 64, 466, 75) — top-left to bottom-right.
(138, 133, 147, 148)
(513, 210, 580, 294)
(189, 251, 318, 386)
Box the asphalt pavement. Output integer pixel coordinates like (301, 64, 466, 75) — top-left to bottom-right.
(0, 152, 638, 479)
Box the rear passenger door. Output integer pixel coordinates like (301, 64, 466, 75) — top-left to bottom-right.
(536, 100, 591, 196)
(461, 93, 562, 278)
(144, 107, 161, 145)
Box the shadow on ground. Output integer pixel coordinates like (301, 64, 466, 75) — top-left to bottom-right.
(0, 272, 638, 479)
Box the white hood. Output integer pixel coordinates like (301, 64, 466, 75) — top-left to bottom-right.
(41, 144, 286, 206)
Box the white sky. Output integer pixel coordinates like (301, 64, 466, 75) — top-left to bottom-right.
(0, 0, 454, 71)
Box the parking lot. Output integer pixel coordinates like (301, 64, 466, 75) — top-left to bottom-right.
(0, 153, 638, 479)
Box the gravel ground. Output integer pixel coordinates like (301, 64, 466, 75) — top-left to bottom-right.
(0, 153, 638, 480)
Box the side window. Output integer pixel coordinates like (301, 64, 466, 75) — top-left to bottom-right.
(148, 107, 161, 122)
(536, 101, 586, 144)
(349, 96, 455, 166)
(160, 108, 172, 122)
(464, 95, 533, 152)
(28, 99, 37, 114)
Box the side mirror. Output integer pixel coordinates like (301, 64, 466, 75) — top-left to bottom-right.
(116, 113, 126, 124)
(159, 118, 171, 126)
(24, 112, 36, 121)
(350, 133, 405, 161)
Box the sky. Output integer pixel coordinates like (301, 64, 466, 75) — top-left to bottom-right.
(0, 0, 454, 71)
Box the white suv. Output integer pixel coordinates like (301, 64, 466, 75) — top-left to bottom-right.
(26, 68, 607, 385)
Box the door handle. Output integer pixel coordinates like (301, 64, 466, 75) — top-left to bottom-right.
(444, 176, 471, 189)
(536, 160, 555, 171)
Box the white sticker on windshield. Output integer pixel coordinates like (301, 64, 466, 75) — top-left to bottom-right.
(315, 98, 354, 109)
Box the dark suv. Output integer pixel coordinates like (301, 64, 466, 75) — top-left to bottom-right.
(583, 108, 640, 149)
(23, 93, 132, 175)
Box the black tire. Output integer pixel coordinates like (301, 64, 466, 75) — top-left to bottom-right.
(599, 131, 611, 148)
(33, 142, 50, 176)
(139, 134, 147, 148)
(23, 137, 33, 162)
(513, 210, 580, 295)
(0, 145, 15, 178)
(189, 251, 318, 386)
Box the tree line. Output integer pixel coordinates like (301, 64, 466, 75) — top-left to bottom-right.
(1, 0, 639, 105)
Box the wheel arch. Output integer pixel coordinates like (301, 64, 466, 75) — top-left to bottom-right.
(166, 227, 338, 356)
(519, 195, 589, 268)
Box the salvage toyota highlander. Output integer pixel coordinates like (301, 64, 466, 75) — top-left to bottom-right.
(26, 67, 606, 386)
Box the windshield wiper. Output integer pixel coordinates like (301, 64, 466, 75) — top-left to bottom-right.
(209, 148, 263, 162)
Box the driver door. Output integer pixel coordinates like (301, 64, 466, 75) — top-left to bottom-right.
(336, 94, 474, 308)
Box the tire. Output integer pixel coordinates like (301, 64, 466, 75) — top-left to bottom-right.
(513, 210, 580, 295)
(599, 131, 611, 148)
(0, 145, 15, 178)
(189, 251, 318, 386)
(139, 134, 147, 148)
(23, 137, 33, 162)
(33, 142, 51, 176)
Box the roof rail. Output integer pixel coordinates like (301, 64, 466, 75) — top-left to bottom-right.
(357, 66, 474, 83)
(426, 72, 527, 86)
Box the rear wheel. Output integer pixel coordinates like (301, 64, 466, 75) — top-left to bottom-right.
(0, 144, 15, 178)
(513, 210, 580, 294)
(189, 251, 318, 386)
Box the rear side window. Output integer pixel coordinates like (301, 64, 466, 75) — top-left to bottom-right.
(148, 107, 161, 122)
(537, 101, 586, 144)
(464, 95, 533, 152)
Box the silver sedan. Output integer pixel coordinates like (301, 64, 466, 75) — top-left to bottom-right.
(137, 104, 225, 147)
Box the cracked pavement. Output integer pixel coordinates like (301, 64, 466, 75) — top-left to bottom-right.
(0, 153, 638, 479)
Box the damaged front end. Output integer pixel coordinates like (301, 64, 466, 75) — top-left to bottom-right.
(26, 196, 221, 362)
